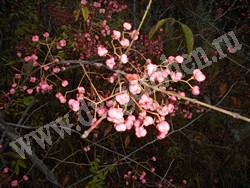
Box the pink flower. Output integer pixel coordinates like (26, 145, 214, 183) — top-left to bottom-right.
(143, 116, 154, 126)
(107, 108, 124, 124)
(81, 0, 88, 5)
(125, 115, 135, 130)
(123, 22, 132, 30)
(12, 83, 17, 88)
(37, 81, 51, 93)
(114, 123, 126, 132)
(59, 96, 66, 103)
(162, 69, 170, 78)
(43, 65, 50, 70)
(32, 61, 38, 67)
(54, 58, 59, 63)
(182, 180, 187, 185)
(11, 180, 18, 187)
(43, 32, 49, 38)
(120, 54, 128, 64)
(112, 30, 121, 40)
(59, 39, 66, 47)
(97, 46, 108, 57)
(140, 171, 146, 180)
(61, 80, 69, 87)
(27, 89, 33, 94)
(55, 92, 62, 98)
(15, 74, 21, 79)
(135, 126, 147, 138)
(175, 55, 184, 64)
(157, 132, 167, 139)
(77, 87, 85, 93)
(139, 94, 153, 110)
(23, 175, 29, 181)
(24, 56, 31, 62)
(102, 20, 107, 26)
(214, 51, 219, 56)
(149, 102, 159, 111)
(227, 47, 236, 53)
(30, 77, 36, 83)
(106, 100, 114, 107)
(167, 56, 175, 63)
(83, 146, 90, 152)
(141, 179, 146, 184)
(22, 86, 27, 90)
(31, 54, 38, 61)
(157, 106, 169, 117)
(53, 67, 60, 73)
(130, 30, 139, 40)
(93, 2, 101, 7)
(170, 72, 182, 82)
(106, 57, 116, 69)
(145, 63, 157, 76)
(68, 99, 80, 112)
(150, 71, 164, 83)
(32, 35, 39, 42)
(156, 121, 170, 133)
(115, 93, 130, 105)
(125, 74, 140, 83)
(10, 88, 15, 94)
(17, 52, 22, 57)
(129, 82, 141, 94)
(191, 86, 200, 95)
(167, 103, 174, 113)
(120, 38, 130, 47)
(139, 111, 146, 119)
(3, 167, 8, 173)
(97, 107, 107, 116)
(99, 8, 105, 13)
(193, 69, 206, 82)
(108, 73, 118, 83)
(151, 156, 157, 161)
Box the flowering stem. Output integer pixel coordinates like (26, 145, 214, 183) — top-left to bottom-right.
(81, 113, 107, 139)
(125, 0, 153, 54)
(140, 80, 250, 123)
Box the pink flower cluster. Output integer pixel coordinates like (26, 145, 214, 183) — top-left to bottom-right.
(193, 69, 206, 82)
(167, 55, 184, 64)
(56, 93, 67, 103)
(2, 167, 29, 187)
(123, 170, 147, 186)
(145, 62, 184, 83)
(68, 99, 80, 112)
(24, 54, 39, 66)
(57, 39, 67, 49)
(36, 81, 53, 93)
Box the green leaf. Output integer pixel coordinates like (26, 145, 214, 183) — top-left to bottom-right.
(23, 96, 34, 106)
(2, 152, 25, 159)
(177, 21, 194, 54)
(17, 159, 27, 168)
(23, 62, 33, 73)
(14, 163, 20, 175)
(149, 18, 194, 54)
(5, 60, 18, 66)
(149, 18, 174, 39)
(81, 7, 90, 22)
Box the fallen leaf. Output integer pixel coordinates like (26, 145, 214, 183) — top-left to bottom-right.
(124, 135, 131, 149)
